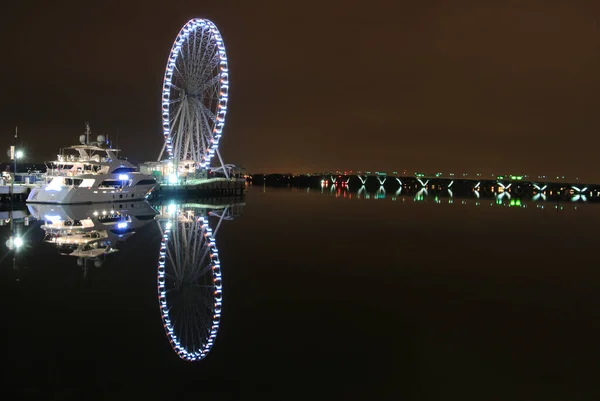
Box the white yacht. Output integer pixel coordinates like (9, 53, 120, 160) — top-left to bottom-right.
(27, 124, 158, 204)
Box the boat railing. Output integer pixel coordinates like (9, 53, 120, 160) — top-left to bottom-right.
(45, 169, 71, 177)
(45, 169, 88, 177)
(57, 154, 107, 163)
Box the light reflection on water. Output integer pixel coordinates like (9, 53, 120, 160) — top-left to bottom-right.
(2, 188, 600, 398)
(0, 199, 244, 363)
(308, 184, 591, 211)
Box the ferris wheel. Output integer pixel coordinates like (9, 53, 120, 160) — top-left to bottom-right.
(157, 204, 223, 361)
(159, 18, 229, 172)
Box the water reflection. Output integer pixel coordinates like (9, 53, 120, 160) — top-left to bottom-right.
(317, 185, 594, 211)
(27, 201, 158, 272)
(155, 200, 244, 361)
(1, 208, 31, 251)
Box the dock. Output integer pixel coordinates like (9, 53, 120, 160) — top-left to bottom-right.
(150, 177, 246, 200)
(0, 184, 33, 203)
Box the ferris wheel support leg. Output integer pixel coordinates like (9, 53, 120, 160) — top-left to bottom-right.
(215, 148, 230, 179)
(157, 141, 167, 162)
(212, 207, 229, 237)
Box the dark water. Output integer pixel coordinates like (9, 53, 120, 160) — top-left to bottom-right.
(1, 186, 600, 400)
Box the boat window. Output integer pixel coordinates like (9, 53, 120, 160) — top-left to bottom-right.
(112, 167, 137, 174)
(136, 215, 156, 220)
(136, 179, 157, 186)
(79, 179, 95, 188)
(99, 180, 123, 189)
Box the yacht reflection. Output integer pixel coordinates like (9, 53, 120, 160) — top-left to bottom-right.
(27, 201, 158, 270)
(156, 200, 244, 361)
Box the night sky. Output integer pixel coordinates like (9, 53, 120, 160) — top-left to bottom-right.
(2, 1, 600, 180)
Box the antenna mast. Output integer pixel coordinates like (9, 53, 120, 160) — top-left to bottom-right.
(85, 122, 91, 145)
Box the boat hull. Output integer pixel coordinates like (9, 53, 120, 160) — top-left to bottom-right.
(26, 184, 156, 204)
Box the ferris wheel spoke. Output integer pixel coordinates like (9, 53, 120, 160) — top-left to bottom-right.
(172, 63, 182, 81)
(165, 252, 181, 281)
(195, 38, 213, 79)
(196, 111, 207, 162)
(199, 106, 216, 151)
(199, 103, 217, 123)
(193, 234, 207, 268)
(173, 227, 186, 278)
(190, 225, 203, 262)
(182, 108, 194, 159)
(192, 105, 204, 162)
(165, 271, 179, 281)
(196, 117, 210, 157)
(170, 106, 184, 134)
(169, 100, 186, 148)
(201, 75, 221, 93)
(190, 27, 205, 75)
(177, 101, 190, 160)
(200, 41, 218, 75)
(198, 51, 220, 89)
(194, 101, 211, 161)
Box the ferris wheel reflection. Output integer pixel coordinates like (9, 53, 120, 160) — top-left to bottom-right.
(156, 201, 243, 361)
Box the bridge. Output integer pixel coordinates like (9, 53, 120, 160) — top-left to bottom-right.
(250, 173, 600, 202)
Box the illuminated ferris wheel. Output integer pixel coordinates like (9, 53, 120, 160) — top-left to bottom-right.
(159, 18, 229, 173)
(157, 204, 223, 361)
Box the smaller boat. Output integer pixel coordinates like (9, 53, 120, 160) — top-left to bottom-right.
(27, 123, 158, 204)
